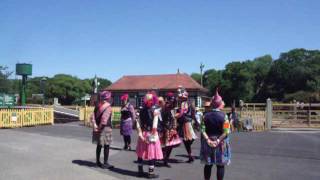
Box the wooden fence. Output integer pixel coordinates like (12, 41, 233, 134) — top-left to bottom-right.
(79, 106, 121, 127)
(0, 108, 54, 128)
(272, 103, 320, 128)
(240, 100, 320, 129)
(239, 103, 267, 131)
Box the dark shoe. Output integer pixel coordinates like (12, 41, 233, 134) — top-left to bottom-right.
(102, 162, 114, 169)
(186, 156, 194, 163)
(138, 166, 144, 177)
(163, 161, 171, 168)
(96, 161, 103, 168)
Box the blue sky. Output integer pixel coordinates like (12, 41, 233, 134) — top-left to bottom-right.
(1, 0, 319, 82)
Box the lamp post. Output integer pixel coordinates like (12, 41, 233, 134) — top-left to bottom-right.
(200, 62, 205, 87)
(40, 77, 47, 106)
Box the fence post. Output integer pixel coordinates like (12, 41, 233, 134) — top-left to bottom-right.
(293, 100, 297, 121)
(308, 98, 311, 126)
(266, 98, 272, 130)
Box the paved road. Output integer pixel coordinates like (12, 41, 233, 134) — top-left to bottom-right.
(1, 122, 319, 180)
(53, 105, 79, 117)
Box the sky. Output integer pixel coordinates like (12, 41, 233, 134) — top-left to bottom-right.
(1, 0, 319, 82)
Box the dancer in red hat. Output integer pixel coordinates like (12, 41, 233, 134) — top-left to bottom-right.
(120, 93, 136, 150)
(136, 92, 163, 178)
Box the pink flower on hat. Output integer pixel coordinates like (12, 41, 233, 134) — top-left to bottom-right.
(121, 93, 129, 101)
(212, 89, 223, 108)
(143, 92, 158, 107)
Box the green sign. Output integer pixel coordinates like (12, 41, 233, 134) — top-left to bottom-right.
(0, 94, 17, 107)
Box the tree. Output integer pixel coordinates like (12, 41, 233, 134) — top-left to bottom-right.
(0, 66, 13, 93)
(46, 74, 92, 105)
(97, 78, 112, 90)
(263, 49, 320, 102)
(203, 69, 224, 96)
(191, 73, 202, 85)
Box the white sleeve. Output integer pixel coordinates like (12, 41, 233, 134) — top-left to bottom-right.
(152, 109, 160, 129)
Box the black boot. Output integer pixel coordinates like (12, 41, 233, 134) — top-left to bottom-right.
(103, 145, 114, 169)
(163, 160, 171, 168)
(96, 145, 103, 167)
(138, 165, 144, 177)
(186, 155, 194, 163)
(148, 167, 159, 179)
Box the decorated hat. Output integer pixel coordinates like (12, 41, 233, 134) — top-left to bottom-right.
(211, 89, 223, 108)
(166, 92, 175, 102)
(120, 93, 129, 101)
(99, 90, 111, 101)
(177, 86, 188, 99)
(143, 92, 158, 107)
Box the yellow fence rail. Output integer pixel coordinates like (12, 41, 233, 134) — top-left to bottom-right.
(0, 108, 54, 128)
(79, 106, 121, 127)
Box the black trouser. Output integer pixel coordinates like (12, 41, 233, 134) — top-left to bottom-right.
(137, 158, 156, 166)
(123, 135, 131, 147)
(204, 165, 225, 180)
(162, 146, 173, 163)
(137, 158, 156, 172)
(183, 140, 194, 157)
(96, 144, 110, 164)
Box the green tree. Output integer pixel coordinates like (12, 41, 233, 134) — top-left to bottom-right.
(203, 69, 224, 95)
(190, 73, 202, 85)
(46, 74, 92, 105)
(263, 48, 320, 102)
(0, 66, 13, 93)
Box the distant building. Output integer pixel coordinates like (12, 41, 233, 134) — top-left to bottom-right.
(105, 73, 209, 107)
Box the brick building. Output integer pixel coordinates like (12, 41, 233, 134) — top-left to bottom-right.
(105, 73, 208, 107)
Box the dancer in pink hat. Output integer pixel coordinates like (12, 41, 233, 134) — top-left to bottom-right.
(91, 90, 114, 169)
(136, 92, 163, 178)
(200, 89, 231, 180)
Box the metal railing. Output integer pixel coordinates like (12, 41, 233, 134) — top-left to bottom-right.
(0, 108, 54, 128)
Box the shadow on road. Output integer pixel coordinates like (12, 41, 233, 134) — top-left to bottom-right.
(175, 154, 200, 160)
(132, 158, 185, 167)
(110, 146, 124, 151)
(72, 160, 140, 178)
(72, 160, 97, 168)
(109, 167, 139, 178)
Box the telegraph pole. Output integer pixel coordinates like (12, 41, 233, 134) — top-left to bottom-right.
(200, 62, 205, 87)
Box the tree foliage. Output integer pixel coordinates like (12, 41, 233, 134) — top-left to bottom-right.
(0, 69, 112, 105)
(0, 66, 13, 93)
(193, 49, 320, 105)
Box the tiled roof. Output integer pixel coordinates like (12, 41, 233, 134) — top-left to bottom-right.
(105, 73, 207, 92)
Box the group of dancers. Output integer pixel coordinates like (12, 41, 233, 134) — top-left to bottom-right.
(91, 87, 232, 180)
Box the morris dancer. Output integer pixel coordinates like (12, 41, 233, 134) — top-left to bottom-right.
(160, 92, 181, 167)
(200, 90, 231, 180)
(136, 92, 163, 178)
(176, 87, 197, 163)
(120, 93, 136, 150)
(91, 90, 114, 169)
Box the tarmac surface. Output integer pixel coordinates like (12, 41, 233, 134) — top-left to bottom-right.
(1, 122, 319, 180)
